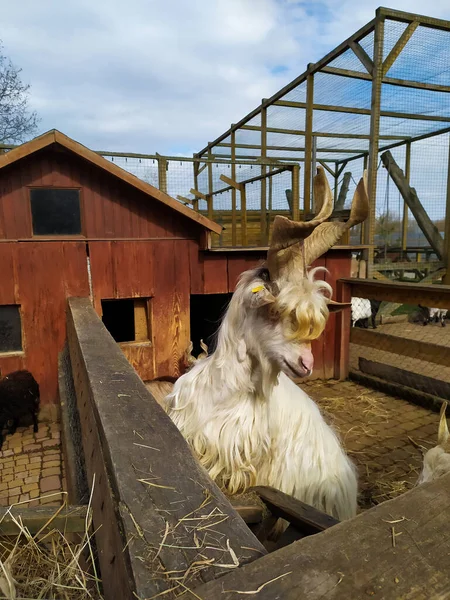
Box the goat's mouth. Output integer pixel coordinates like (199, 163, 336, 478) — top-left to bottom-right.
(282, 359, 312, 379)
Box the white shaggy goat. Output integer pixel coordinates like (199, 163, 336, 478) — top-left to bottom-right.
(162, 167, 369, 522)
(416, 401, 450, 485)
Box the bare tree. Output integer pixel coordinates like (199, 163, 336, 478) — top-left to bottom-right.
(0, 43, 39, 144)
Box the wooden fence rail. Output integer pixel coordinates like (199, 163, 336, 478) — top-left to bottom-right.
(63, 297, 265, 600)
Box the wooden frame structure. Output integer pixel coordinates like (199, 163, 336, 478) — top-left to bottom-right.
(60, 295, 450, 599)
(193, 7, 450, 278)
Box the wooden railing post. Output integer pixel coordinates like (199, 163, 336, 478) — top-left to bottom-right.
(291, 164, 300, 222)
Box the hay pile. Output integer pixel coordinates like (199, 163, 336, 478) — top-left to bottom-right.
(0, 496, 102, 600)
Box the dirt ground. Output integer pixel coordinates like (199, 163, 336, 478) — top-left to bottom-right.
(301, 379, 439, 511)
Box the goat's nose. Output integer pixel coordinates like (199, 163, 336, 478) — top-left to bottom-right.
(300, 348, 314, 374)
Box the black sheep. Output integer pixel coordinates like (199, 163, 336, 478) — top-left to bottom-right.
(0, 370, 40, 450)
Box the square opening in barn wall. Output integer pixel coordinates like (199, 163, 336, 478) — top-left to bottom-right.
(29, 188, 82, 236)
(101, 298, 150, 344)
(190, 293, 232, 356)
(0, 305, 22, 353)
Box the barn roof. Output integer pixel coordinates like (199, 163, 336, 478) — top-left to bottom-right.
(0, 129, 222, 235)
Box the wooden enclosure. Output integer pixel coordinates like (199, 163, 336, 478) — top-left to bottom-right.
(0, 130, 354, 413)
(60, 296, 450, 600)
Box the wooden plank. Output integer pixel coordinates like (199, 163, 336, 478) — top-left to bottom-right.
(402, 141, 411, 250)
(194, 471, 450, 599)
(203, 253, 229, 294)
(252, 486, 339, 535)
(66, 297, 265, 600)
(350, 327, 450, 368)
(274, 99, 450, 122)
(342, 277, 450, 308)
(291, 164, 300, 221)
(348, 40, 373, 73)
(230, 130, 237, 247)
(335, 172, 351, 210)
(444, 138, 450, 286)
(321, 64, 450, 93)
(359, 357, 450, 401)
(189, 188, 207, 200)
(0, 505, 89, 535)
(382, 21, 419, 76)
(381, 151, 444, 259)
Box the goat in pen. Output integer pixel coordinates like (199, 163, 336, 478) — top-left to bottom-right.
(163, 167, 369, 522)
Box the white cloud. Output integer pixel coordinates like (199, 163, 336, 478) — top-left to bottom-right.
(2, 0, 450, 154)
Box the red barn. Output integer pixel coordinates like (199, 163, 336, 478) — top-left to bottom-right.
(0, 130, 351, 419)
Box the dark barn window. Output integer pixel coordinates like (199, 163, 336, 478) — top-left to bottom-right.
(0, 305, 22, 353)
(190, 293, 232, 357)
(30, 188, 82, 235)
(101, 299, 150, 343)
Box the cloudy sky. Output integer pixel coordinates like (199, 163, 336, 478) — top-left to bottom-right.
(2, 0, 450, 155)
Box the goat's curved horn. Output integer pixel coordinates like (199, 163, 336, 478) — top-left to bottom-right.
(304, 171, 369, 267)
(438, 401, 449, 447)
(267, 167, 368, 283)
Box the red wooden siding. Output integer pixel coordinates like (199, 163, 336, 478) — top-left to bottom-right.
(0, 242, 89, 405)
(89, 240, 191, 382)
(0, 147, 202, 241)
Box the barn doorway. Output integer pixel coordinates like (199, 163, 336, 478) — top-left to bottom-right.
(190, 293, 232, 357)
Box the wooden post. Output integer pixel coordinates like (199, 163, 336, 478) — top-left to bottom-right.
(311, 134, 317, 212)
(260, 106, 268, 245)
(444, 137, 450, 285)
(207, 150, 214, 228)
(361, 154, 369, 244)
(157, 156, 168, 193)
(231, 130, 237, 246)
(334, 163, 339, 206)
(240, 183, 247, 246)
(291, 164, 300, 222)
(364, 14, 385, 278)
(402, 141, 411, 251)
(193, 159, 199, 212)
(335, 172, 352, 210)
(303, 70, 314, 216)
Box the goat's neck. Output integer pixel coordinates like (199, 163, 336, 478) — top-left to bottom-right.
(210, 334, 279, 400)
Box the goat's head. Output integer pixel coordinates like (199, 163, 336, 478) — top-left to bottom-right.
(416, 401, 450, 485)
(221, 167, 369, 380)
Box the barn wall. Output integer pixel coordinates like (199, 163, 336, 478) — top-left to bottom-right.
(0, 241, 90, 410)
(0, 146, 200, 240)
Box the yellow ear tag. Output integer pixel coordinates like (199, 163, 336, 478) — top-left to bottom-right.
(251, 285, 264, 293)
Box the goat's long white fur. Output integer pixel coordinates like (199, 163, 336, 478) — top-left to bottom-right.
(164, 267, 357, 521)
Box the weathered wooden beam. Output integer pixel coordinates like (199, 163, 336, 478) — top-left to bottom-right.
(240, 124, 406, 141)
(189, 188, 207, 200)
(176, 195, 193, 205)
(381, 150, 444, 259)
(216, 142, 364, 154)
(304, 72, 314, 215)
(156, 154, 167, 193)
(0, 505, 89, 535)
(359, 357, 450, 401)
(351, 327, 450, 367)
(375, 260, 443, 272)
(194, 470, 450, 599)
(251, 486, 339, 535)
(321, 65, 450, 93)
(349, 40, 373, 73)
(230, 130, 237, 246)
(402, 141, 411, 250)
(291, 164, 300, 221)
(341, 277, 450, 308)
(382, 21, 419, 76)
(66, 298, 265, 600)
(335, 172, 352, 210)
(274, 99, 450, 122)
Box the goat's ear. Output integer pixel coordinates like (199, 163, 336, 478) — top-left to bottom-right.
(327, 300, 352, 313)
(249, 285, 276, 309)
